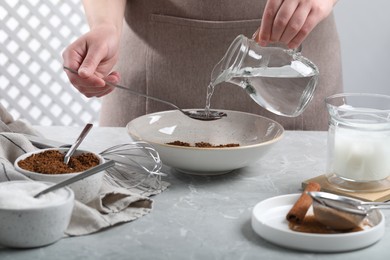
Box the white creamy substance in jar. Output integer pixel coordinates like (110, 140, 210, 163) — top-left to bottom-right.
(0, 182, 65, 209)
(332, 128, 390, 181)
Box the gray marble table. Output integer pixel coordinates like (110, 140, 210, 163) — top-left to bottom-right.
(1, 127, 389, 260)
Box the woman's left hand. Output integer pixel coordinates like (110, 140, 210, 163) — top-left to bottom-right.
(255, 0, 338, 49)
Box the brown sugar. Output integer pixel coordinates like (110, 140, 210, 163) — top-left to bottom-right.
(18, 150, 100, 174)
(166, 140, 239, 148)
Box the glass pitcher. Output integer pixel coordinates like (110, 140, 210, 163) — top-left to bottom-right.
(210, 35, 319, 117)
(325, 93, 390, 192)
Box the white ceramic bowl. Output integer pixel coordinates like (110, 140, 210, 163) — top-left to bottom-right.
(14, 148, 105, 203)
(127, 109, 284, 175)
(0, 181, 74, 248)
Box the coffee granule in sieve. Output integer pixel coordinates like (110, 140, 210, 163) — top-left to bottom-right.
(18, 150, 100, 174)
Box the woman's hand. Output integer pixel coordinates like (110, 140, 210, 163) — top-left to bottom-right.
(62, 0, 126, 98)
(255, 0, 338, 49)
(62, 24, 121, 97)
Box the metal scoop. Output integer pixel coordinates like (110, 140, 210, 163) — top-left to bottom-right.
(34, 160, 115, 198)
(63, 66, 227, 121)
(307, 191, 390, 230)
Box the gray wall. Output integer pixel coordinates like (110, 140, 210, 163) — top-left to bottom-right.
(334, 0, 390, 95)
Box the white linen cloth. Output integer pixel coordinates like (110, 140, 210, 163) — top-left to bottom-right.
(0, 104, 169, 236)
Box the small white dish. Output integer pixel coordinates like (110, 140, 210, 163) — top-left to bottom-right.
(127, 109, 284, 175)
(251, 194, 385, 252)
(0, 181, 74, 248)
(14, 148, 105, 203)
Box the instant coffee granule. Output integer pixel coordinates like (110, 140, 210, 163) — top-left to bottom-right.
(166, 141, 191, 147)
(18, 150, 100, 174)
(166, 140, 239, 148)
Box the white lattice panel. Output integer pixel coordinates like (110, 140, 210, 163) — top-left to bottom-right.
(0, 0, 101, 126)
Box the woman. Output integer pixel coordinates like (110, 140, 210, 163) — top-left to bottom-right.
(63, 0, 342, 130)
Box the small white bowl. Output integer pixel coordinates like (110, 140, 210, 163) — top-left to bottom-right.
(14, 148, 105, 203)
(127, 109, 284, 175)
(0, 180, 74, 248)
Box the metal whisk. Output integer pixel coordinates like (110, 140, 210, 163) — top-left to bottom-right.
(99, 141, 167, 195)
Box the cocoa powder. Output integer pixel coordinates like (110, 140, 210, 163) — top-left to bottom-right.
(18, 150, 100, 174)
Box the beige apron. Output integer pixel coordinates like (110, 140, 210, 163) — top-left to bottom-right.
(99, 0, 343, 130)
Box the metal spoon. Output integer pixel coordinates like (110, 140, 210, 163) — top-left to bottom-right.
(63, 123, 93, 164)
(63, 66, 227, 121)
(307, 191, 390, 230)
(34, 160, 115, 198)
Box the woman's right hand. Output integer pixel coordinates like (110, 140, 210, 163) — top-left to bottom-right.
(62, 24, 121, 98)
(255, 0, 338, 49)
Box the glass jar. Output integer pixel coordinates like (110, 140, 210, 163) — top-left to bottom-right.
(325, 93, 390, 192)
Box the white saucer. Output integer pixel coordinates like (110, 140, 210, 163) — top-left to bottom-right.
(251, 194, 385, 252)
